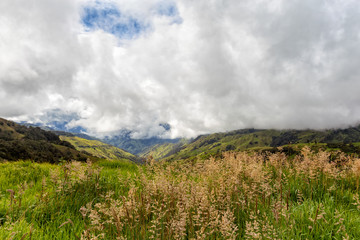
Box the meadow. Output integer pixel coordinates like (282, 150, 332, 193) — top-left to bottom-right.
(1, 147, 360, 239)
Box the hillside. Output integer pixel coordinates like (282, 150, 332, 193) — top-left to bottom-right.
(102, 132, 181, 155)
(60, 135, 141, 163)
(0, 118, 95, 163)
(139, 138, 189, 159)
(143, 126, 360, 160)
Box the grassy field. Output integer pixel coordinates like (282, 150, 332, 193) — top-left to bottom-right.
(1, 147, 360, 239)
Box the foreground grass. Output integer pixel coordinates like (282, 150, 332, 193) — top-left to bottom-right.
(0, 159, 138, 239)
(1, 148, 360, 239)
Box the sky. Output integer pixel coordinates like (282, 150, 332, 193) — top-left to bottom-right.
(1, 0, 360, 139)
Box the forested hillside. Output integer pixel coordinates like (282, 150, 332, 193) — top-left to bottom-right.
(60, 135, 141, 163)
(0, 118, 94, 163)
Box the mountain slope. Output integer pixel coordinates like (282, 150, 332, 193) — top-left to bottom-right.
(0, 118, 95, 163)
(102, 132, 181, 155)
(139, 139, 189, 159)
(60, 135, 141, 163)
(143, 126, 360, 161)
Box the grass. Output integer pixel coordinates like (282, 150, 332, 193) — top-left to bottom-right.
(1, 147, 360, 239)
(0, 159, 138, 239)
(59, 136, 137, 162)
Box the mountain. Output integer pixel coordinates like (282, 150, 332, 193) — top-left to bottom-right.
(59, 135, 141, 163)
(143, 126, 360, 161)
(52, 130, 100, 141)
(0, 118, 95, 163)
(102, 131, 181, 155)
(20, 109, 87, 134)
(15, 116, 360, 162)
(139, 139, 189, 159)
(21, 119, 180, 156)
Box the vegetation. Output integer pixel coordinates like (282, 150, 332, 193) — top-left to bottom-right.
(1, 147, 360, 239)
(0, 118, 94, 163)
(140, 138, 188, 159)
(2, 117, 360, 238)
(0, 159, 137, 239)
(0, 118, 138, 164)
(143, 127, 360, 161)
(60, 136, 141, 164)
(103, 132, 181, 155)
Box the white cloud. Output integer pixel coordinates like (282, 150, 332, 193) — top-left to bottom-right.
(1, 0, 360, 138)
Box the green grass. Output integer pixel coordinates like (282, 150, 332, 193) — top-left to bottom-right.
(1, 148, 360, 239)
(0, 159, 138, 239)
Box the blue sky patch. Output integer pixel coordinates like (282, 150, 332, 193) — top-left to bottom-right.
(156, 1, 183, 24)
(81, 3, 147, 39)
(157, 3, 178, 17)
(81, 1, 182, 39)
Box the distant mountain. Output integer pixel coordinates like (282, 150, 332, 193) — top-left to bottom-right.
(59, 135, 141, 164)
(0, 118, 95, 163)
(143, 126, 360, 161)
(17, 118, 360, 161)
(51, 130, 100, 141)
(20, 122, 55, 131)
(20, 120, 86, 134)
(20, 109, 87, 134)
(102, 131, 181, 155)
(20, 120, 179, 156)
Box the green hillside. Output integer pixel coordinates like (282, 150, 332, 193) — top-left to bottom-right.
(102, 133, 181, 155)
(139, 138, 189, 159)
(60, 136, 141, 163)
(0, 118, 95, 163)
(143, 126, 360, 161)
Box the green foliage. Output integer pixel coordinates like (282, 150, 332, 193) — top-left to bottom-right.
(0, 159, 138, 239)
(60, 136, 141, 163)
(0, 118, 93, 163)
(103, 134, 182, 155)
(144, 126, 360, 161)
(140, 139, 188, 160)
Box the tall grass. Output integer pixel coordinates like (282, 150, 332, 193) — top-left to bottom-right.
(0, 159, 137, 239)
(1, 148, 360, 239)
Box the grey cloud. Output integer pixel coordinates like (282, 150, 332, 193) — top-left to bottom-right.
(1, 0, 360, 138)
(0, 0, 84, 117)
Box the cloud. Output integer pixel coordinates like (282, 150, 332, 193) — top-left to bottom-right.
(1, 0, 360, 138)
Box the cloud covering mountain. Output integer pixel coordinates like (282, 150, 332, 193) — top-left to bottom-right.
(1, 0, 360, 138)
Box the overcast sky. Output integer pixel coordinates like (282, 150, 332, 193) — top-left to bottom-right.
(1, 0, 360, 138)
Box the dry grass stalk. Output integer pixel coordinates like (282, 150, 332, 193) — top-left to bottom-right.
(75, 149, 359, 239)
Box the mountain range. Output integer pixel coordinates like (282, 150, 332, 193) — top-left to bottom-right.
(102, 132, 181, 155)
(3, 117, 360, 163)
(21, 118, 179, 155)
(141, 126, 360, 161)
